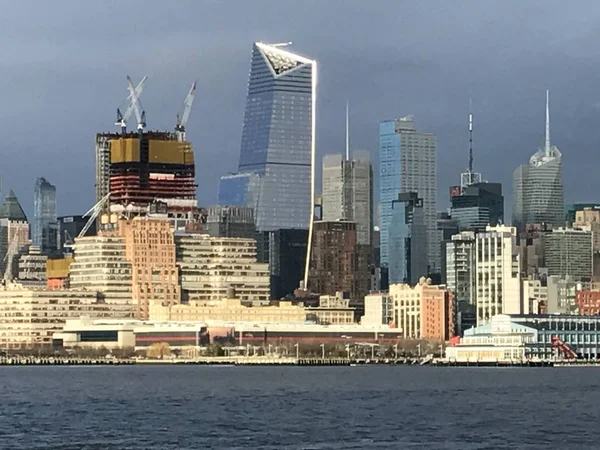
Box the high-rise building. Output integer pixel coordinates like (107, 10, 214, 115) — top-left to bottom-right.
(513, 91, 564, 232)
(307, 221, 370, 314)
(219, 42, 316, 232)
(379, 116, 437, 276)
(388, 192, 427, 285)
(450, 182, 504, 232)
(205, 205, 256, 239)
(32, 177, 58, 255)
(517, 223, 549, 278)
(118, 217, 180, 320)
(546, 275, 578, 314)
(175, 233, 270, 304)
(389, 278, 455, 341)
(574, 208, 600, 278)
(0, 190, 30, 280)
(97, 131, 198, 228)
(321, 151, 373, 246)
(475, 225, 521, 324)
(256, 229, 308, 300)
(543, 228, 593, 282)
(445, 231, 476, 306)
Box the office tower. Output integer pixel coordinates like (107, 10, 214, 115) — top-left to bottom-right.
(206, 206, 256, 239)
(307, 221, 370, 314)
(256, 229, 308, 300)
(0, 190, 30, 280)
(513, 91, 564, 232)
(175, 233, 270, 304)
(546, 275, 578, 314)
(450, 183, 504, 231)
(543, 228, 592, 281)
(517, 223, 549, 278)
(445, 231, 476, 305)
(379, 116, 437, 276)
(475, 225, 521, 324)
(217, 173, 261, 212)
(57, 215, 96, 254)
(69, 235, 133, 304)
(322, 151, 373, 245)
(118, 217, 180, 320)
(388, 192, 427, 285)
(33, 177, 58, 255)
(219, 42, 316, 232)
(389, 278, 455, 341)
(574, 208, 600, 278)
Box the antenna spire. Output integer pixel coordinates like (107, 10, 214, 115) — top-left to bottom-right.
(545, 89, 551, 155)
(345, 100, 350, 160)
(468, 98, 473, 173)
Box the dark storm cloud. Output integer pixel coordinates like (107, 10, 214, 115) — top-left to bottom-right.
(1, 0, 600, 218)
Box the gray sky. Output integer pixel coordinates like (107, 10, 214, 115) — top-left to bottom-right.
(2, 0, 599, 219)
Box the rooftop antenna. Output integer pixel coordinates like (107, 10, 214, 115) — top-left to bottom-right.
(460, 98, 482, 189)
(545, 89, 551, 155)
(345, 100, 350, 160)
(468, 98, 473, 173)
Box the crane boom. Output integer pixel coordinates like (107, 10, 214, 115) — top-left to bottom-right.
(126, 75, 145, 131)
(175, 81, 197, 141)
(115, 77, 147, 133)
(78, 193, 111, 239)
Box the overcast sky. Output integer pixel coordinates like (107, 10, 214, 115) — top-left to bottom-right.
(2, 0, 600, 219)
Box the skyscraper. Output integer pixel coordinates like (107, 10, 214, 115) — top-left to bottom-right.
(33, 177, 58, 255)
(0, 191, 30, 280)
(543, 228, 593, 282)
(513, 91, 564, 232)
(219, 42, 317, 232)
(379, 117, 437, 276)
(321, 151, 373, 245)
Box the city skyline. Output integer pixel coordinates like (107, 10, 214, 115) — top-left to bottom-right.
(3, 1, 600, 220)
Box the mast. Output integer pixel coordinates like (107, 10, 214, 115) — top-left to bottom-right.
(345, 100, 350, 160)
(545, 89, 551, 155)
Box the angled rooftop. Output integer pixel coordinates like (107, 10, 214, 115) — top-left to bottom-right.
(0, 190, 27, 222)
(255, 42, 313, 76)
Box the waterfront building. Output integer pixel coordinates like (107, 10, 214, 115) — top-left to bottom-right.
(58, 215, 96, 254)
(379, 116, 438, 275)
(32, 177, 58, 255)
(118, 217, 180, 320)
(450, 182, 504, 232)
(307, 221, 370, 313)
(218, 42, 316, 232)
(388, 192, 427, 285)
(205, 205, 256, 239)
(0, 190, 30, 280)
(17, 246, 47, 288)
(150, 295, 306, 323)
(69, 234, 133, 304)
(322, 151, 373, 245)
(543, 228, 592, 281)
(475, 225, 521, 324)
(513, 91, 564, 233)
(389, 277, 455, 341)
(361, 292, 392, 327)
(175, 233, 270, 304)
(546, 275, 578, 314)
(0, 283, 134, 349)
(305, 292, 355, 325)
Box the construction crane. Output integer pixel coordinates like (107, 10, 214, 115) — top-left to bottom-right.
(126, 75, 146, 132)
(78, 193, 111, 240)
(175, 81, 197, 142)
(3, 233, 20, 281)
(115, 76, 147, 134)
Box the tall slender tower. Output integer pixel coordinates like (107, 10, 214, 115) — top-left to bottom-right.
(460, 100, 482, 189)
(513, 90, 564, 233)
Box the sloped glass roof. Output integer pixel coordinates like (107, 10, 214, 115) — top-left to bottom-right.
(255, 42, 312, 75)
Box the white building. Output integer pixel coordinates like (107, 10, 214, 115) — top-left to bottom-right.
(362, 293, 392, 327)
(475, 225, 521, 324)
(522, 278, 547, 314)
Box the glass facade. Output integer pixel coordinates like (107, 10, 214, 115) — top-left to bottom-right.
(226, 42, 315, 232)
(33, 177, 58, 254)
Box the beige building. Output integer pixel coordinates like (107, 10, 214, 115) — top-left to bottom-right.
(69, 235, 133, 304)
(0, 283, 135, 348)
(150, 296, 306, 323)
(362, 293, 393, 327)
(175, 233, 270, 304)
(390, 278, 454, 341)
(118, 218, 180, 319)
(306, 292, 355, 325)
(18, 245, 47, 287)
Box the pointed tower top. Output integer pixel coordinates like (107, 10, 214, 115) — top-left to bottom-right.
(345, 100, 350, 160)
(0, 190, 27, 221)
(545, 89, 551, 155)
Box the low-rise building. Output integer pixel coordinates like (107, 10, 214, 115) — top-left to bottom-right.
(576, 290, 600, 315)
(522, 278, 547, 314)
(361, 293, 392, 327)
(0, 283, 135, 348)
(306, 292, 355, 325)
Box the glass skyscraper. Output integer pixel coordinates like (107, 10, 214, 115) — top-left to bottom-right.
(379, 117, 437, 277)
(513, 91, 564, 233)
(219, 42, 316, 232)
(33, 177, 58, 254)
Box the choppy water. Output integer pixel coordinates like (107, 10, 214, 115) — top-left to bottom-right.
(0, 365, 597, 449)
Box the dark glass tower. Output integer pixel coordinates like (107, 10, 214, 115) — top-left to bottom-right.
(220, 42, 316, 232)
(33, 177, 58, 254)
